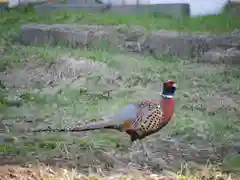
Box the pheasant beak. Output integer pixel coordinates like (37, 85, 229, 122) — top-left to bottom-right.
(172, 82, 177, 88)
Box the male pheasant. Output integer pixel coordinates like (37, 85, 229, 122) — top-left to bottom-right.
(32, 80, 177, 157)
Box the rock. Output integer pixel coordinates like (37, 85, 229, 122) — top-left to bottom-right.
(201, 48, 240, 65)
(142, 30, 210, 58)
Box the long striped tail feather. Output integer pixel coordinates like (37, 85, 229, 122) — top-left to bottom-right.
(30, 119, 122, 133)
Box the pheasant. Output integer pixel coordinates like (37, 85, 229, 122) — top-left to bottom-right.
(32, 80, 177, 157)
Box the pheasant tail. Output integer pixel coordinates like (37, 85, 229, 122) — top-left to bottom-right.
(75, 119, 121, 131)
(31, 119, 122, 133)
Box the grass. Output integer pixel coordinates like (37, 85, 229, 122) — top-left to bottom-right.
(0, 4, 240, 180)
(0, 45, 239, 172)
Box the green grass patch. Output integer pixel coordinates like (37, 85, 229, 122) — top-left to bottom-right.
(0, 141, 57, 155)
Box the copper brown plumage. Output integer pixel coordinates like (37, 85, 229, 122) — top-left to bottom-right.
(32, 80, 177, 157)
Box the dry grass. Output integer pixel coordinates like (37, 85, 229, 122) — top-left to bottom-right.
(0, 163, 238, 180)
(0, 164, 172, 180)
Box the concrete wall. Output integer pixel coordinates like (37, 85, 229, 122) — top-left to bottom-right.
(35, 4, 109, 13)
(100, 0, 228, 17)
(35, 3, 190, 18)
(108, 4, 190, 17)
(3, 0, 238, 17)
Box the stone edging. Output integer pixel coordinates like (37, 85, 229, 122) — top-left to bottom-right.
(20, 24, 240, 64)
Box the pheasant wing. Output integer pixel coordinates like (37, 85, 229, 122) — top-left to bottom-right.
(134, 104, 164, 137)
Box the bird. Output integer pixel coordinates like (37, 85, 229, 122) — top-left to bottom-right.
(31, 80, 177, 158)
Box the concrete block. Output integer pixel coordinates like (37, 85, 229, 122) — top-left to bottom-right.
(142, 30, 210, 58)
(201, 48, 240, 65)
(49, 25, 89, 47)
(20, 24, 51, 45)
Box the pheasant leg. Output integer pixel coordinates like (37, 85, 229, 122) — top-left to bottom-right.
(140, 140, 152, 159)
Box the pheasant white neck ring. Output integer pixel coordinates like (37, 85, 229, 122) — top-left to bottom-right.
(160, 93, 173, 99)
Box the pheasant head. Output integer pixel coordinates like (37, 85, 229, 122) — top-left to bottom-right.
(161, 80, 177, 98)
